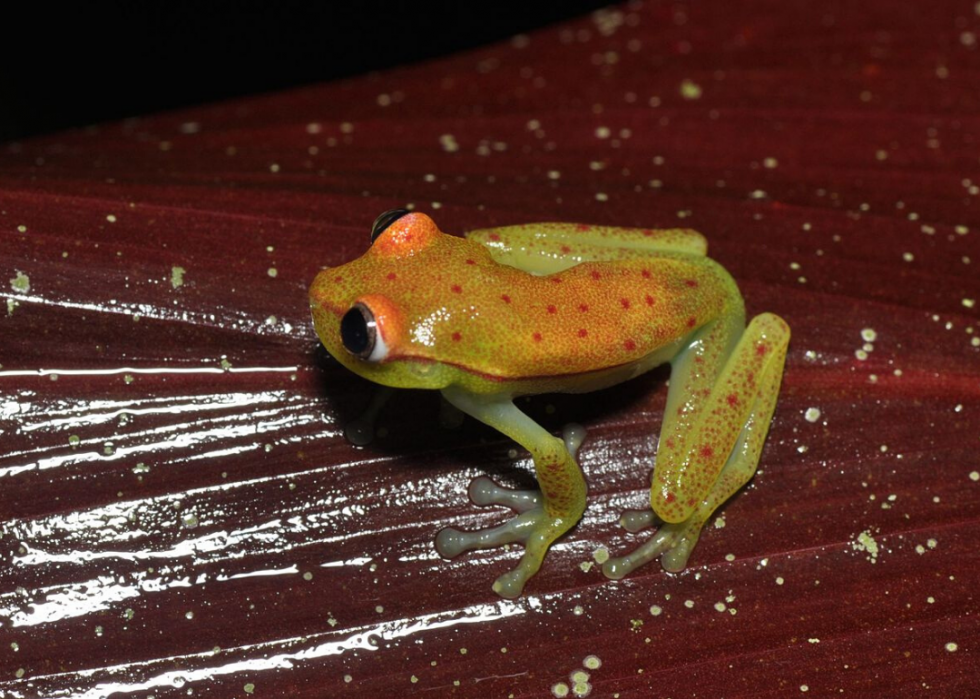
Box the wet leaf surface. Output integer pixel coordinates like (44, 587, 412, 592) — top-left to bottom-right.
(2, 2, 979, 697)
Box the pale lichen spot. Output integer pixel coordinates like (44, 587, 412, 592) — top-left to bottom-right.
(852, 529, 880, 563)
(583, 655, 601, 670)
(10, 270, 30, 293)
(267, 267, 278, 278)
(804, 407, 821, 423)
(861, 328, 877, 342)
(16, 225, 27, 233)
(649, 604, 662, 616)
(945, 642, 959, 652)
(763, 157, 779, 169)
(439, 134, 460, 153)
(106, 214, 117, 223)
(963, 298, 976, 309)
(552, 681, 571, 698)
(679, 79, 702, 100)
(714, 601, 726, 612)
(969, 471, 979, 482)
(776, 576, 785, 585)
(683, 599, 695, 609)
(592, 547, 610, 564)
(243, 683, 255, 694)
(595, 192, 609, 202)
(170, 266, 186, 288)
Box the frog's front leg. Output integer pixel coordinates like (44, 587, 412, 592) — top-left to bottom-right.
(435, 386, 587, 598)
(603, 312, 790, 580)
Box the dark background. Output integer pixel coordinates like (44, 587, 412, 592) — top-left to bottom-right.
(0, 1, 612, 143)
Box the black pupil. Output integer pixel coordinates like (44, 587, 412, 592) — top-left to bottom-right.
(371, 208, 411, 242)
(341, 306, 373, 356)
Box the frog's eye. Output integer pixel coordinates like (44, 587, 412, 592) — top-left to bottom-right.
(371, 208, 411, 243)
(341, 302, 388, 362)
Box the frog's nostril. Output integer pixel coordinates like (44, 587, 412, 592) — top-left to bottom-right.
(371, 208, 411, 243)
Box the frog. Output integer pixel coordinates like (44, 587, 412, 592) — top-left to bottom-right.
(309, 209, 790, 599)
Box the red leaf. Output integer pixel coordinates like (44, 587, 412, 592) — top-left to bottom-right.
(2, 3, 979, 697)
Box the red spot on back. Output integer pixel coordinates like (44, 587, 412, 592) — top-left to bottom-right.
(699, 444, 714, 459)
(685, 279, 699, 287)
(643, 229, 654, 237)
(501, 294, 512, 303)
(687, 316, 697, 328)
(726, 393, 740, 407)
(451, 332, 462, 342)
(451, 284, 462, 294)
(547, 305, 557, 314)
(333, 276, 343, 283)
(645, 295, 655, 306)
(620, 298, 631, 309)
(577, 328, 588, 338)
(465, 258, 475, 265)
(533, 332, 543, 342)
(665, 438, 675, 449)
(551, 277, 563, 284)
(591, 270, 602, 280)
(386, 272, 397, 280)
(560, 245, 571, 254)
(579, 303, 589, 312)
(576, 224, 592, 231)
(756, 343, 769, 356)
(641, 269, 651, 279)
(664, 492, 677, 504)
(624, 339, 636, 351)
(489, 233, 501, 241)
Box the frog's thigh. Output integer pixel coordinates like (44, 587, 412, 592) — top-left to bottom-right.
(466, 223, 707, 275)
(604, 313, 789, 579)
(653, 312, 789, 523)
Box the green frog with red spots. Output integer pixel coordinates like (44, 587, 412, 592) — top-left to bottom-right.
(309, 210, 790, 598)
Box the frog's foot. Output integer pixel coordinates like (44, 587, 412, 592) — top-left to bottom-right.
(435, 424, 587, 598)
(343, 386, 395, 446)
(601, 510, 705, 580)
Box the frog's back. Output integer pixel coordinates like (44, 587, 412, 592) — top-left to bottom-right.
(442, 252, 740, 387)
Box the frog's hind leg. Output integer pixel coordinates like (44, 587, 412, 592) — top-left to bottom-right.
(603, 312, 789, 580)
(466, 223, 707, 275)
(436, 387, 588, 598)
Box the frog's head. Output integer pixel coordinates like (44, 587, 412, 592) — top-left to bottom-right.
(309, 210, 464, 390)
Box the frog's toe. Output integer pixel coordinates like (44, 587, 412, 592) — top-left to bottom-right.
(343, 419, 374, 446)
(618, 507, 660, 533)
(492, 568, 530, 600)
(602, 521, 699, 580)
(561, 423, 587, 456)
(468, 476, 542, 513)
(435, 508, 539, 558)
